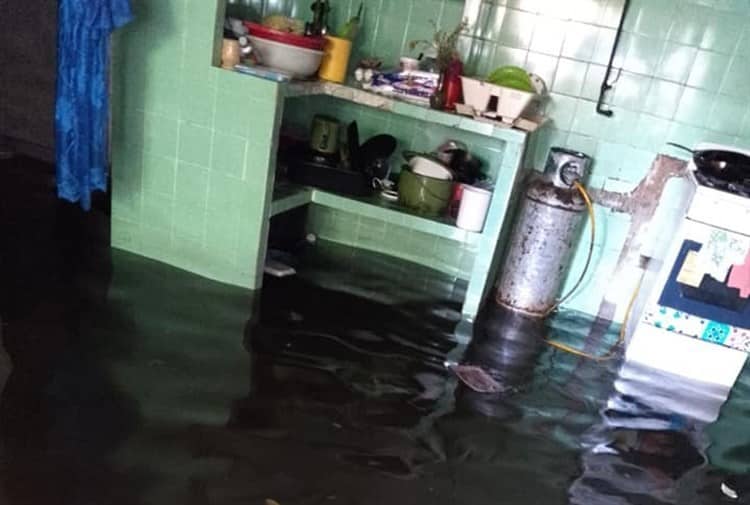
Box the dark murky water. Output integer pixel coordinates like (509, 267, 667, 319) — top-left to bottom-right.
(2, 157, 750, 504)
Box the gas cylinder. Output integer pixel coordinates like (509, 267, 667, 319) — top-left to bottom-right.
(496, 148, 592, 317)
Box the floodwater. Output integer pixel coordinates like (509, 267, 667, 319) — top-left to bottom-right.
(2, 157, 750, 504)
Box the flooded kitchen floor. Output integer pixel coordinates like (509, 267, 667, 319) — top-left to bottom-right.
(2, 157, 750, 504)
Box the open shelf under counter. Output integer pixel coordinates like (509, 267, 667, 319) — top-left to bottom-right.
(283, 80, 539, 146)
(271, 181, 482, 245)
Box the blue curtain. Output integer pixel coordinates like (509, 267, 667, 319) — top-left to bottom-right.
(56, 0, 134, 210)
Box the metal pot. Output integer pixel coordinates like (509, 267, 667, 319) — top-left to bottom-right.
(668, 143, 750, 183)
(398, 167, 453, 216)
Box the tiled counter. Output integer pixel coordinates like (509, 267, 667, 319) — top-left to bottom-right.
(110, 0, 283, 290)
(109, 0, 544, 318)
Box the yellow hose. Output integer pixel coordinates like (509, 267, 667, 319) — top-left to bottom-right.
(542, 181, 597, 318)
(544, 181, 640, 362)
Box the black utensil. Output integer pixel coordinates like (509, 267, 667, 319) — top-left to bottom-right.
(347, 121, 360, 170)
(449, 149, 484, 184)
(358, 134, 397, 179)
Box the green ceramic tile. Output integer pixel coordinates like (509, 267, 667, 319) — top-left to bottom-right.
(643, 80, 683, 119)
(178, 122, 213, 167)
(561, 22, 598, 62)
(546, 93, 578, 131)
(667, 122, 709, 148)
(686, 50, 731, 92)
(570, 0, 602, 24)
(622, 34, 664, 75)
(741, 109, 750, 139)
(185, 0, 219, 43)
(111, 143, 142, 187)
(206, 210, 241, 261)
(611, 72, 652, 111)
(173, 202, 207, 243)
(491, 45, 529, 68)
(594, 141, 626, 177)
(175, 161, 209, 207)
(141, 192, 175, 233)
(720, 56, 750, 98)
(624, 0, 676, 38)
(591, 27, 618, 66)
(140, 225, 174, 258)
(675, 87, 716, 126)
(211, 132, 246, 178)
(111, 177, 142, 224)
(143, 113, 179, 158)
(142, 153, 177, 196)
(485, 4, 509, 42)
(214, 91, 251, 137)
(180, 79, 216, 128)
(737, 28, 750, 56)
(565, 132, 599, 156)
(666, 4, 710, 46)
(442, 0, 467, 29)
(709, 94, 746, 136)
(632, 113, 672, 151)
(599, 0, 628, 28)
(207, 171, 249, 213)
(655, 43, 698, 84)
(182, 36, 216, 71)
(138, 0, 187, 29)
(617, 146, 654, 184)
(111, 218, 141, 250)
(552, 58, 587, 96)
(497, 8, 536, 50)
(580, 63, 607, 101)
(373, 1, 410, 62)
(700, 12, 746, 54)
(601, 108, 639, 145)
(530, 17, 567, 56)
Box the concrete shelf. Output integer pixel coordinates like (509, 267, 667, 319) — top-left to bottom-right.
(284, 80, 533, 146)
(271, 182, 482, 246)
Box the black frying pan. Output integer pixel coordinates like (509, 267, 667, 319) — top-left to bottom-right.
(668, 143, 750, 182)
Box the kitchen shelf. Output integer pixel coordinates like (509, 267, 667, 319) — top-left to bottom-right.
(283, 81, 532, 146)
(271, 181, 482, 245)
(271, 183, 313, 217)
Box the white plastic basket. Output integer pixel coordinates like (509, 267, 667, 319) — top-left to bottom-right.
(460, 77, 536, 124)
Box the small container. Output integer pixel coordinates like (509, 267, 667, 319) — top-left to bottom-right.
(221, 38, 241, 69)
(248, 36, 324, 78)
(442, 59, 464, 111)
(400, 57, 420, 72)
(457, 185, 492, 232)
(318, 35, 353, 83)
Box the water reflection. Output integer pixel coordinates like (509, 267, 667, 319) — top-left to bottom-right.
(0, 197, 747, 505)
(453, 305, 544, 419)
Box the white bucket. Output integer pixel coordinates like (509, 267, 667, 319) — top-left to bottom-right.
(457, 185, 492, 232)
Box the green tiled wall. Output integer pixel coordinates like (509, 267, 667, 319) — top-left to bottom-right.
(280, 0, 750, 317)
(111, 0, 282, 289)
(454, 0, 750, 315)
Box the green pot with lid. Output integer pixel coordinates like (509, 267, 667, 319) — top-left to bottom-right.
(398, 167, 453, 216)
